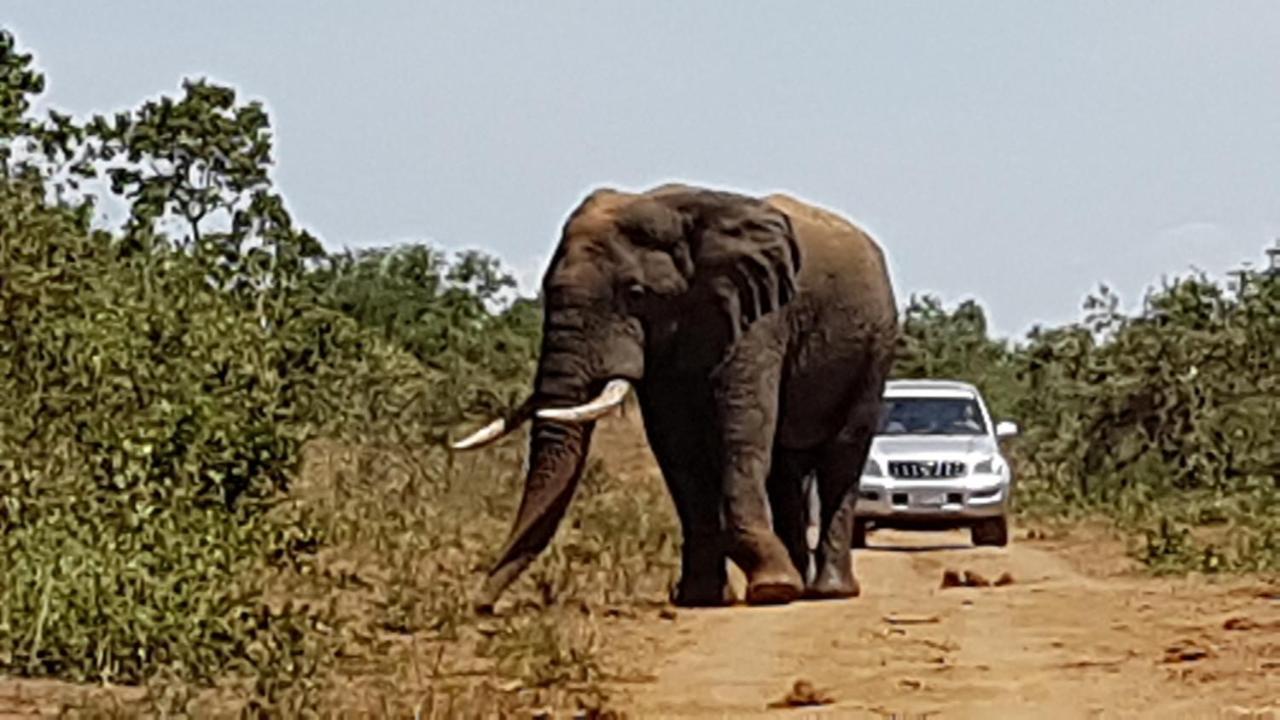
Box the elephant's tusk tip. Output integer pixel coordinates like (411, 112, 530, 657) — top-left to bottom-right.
(451, 437, 482, 451)
(450, 417, 510, 451)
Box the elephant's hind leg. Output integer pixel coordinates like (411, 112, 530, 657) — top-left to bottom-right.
(767, 449, 818, 585)
(808, 395, 882, 599)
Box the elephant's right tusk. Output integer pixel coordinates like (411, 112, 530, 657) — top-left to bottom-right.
(451, 398, 536, 451)
(451, 417, 511, 451)
(535, 379, 633, 423)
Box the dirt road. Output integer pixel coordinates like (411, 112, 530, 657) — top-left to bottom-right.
(615, 528, 1277, 718)
(594, 416, 1280, 719)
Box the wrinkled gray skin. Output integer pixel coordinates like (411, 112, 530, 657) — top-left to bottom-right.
(471, 183, 897, 610)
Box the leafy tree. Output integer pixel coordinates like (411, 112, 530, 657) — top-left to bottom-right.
(893, 294, 1021, 418)
(312, 244, 541, 418)
(85, 79, 323, 319)
(0, 29, 44, 176)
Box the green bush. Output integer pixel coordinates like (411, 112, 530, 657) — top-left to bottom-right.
(0, 31, 664, 715)
(0, 167, 331, 685)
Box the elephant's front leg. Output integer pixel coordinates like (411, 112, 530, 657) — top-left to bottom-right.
(638, 381, 730, 607)
(715, 348, 804, 605)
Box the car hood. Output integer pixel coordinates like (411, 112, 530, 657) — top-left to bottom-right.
(871, 435, 997, 457)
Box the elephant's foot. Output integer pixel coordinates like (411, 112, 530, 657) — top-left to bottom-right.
(671, 538, 731, 607)
(805, 551, 860, 600)
(733, 531, 805, 606)
(804, 573, 861, 600)
(745, 570, 804, 605)
(670, 577, 733, 608)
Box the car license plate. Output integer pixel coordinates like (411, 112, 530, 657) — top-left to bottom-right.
(916, 492, 947, 507)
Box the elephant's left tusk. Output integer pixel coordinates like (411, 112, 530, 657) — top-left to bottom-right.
(535, 379, 632, 423)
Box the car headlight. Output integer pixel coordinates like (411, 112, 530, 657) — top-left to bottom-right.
(863, 458, 884, 477)
(973, 456, 1004, 474)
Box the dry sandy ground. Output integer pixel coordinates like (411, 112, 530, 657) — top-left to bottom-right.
(610, 528, 1279, 719)
(593, 414, 1280, 719)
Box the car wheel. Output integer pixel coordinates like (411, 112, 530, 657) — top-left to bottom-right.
(971, 516, 1008, 547)
(851, 519, 868, 549)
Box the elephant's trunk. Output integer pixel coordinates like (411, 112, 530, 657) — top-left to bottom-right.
(473, 316, 598, 613)
(473, 417, 595, 612)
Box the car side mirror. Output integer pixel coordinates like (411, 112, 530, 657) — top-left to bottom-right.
(995, 421, 1019, 439)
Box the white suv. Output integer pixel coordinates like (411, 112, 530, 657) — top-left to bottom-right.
(852, 379, 1018, 548)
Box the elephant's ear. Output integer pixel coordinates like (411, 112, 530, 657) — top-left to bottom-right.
(692, 201, 802, 334)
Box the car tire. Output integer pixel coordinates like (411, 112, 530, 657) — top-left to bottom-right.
(851, 519, 869, 549)
(971, 516, 1009, 547)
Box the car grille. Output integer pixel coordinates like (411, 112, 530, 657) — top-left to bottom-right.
(887, 460, 966, 479)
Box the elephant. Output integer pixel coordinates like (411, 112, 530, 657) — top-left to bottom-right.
(452, 182, 897, 611)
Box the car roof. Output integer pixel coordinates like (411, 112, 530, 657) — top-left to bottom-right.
(883, 379, 981, 398)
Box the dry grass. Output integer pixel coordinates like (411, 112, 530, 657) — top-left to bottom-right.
(16, 412, 678, 717)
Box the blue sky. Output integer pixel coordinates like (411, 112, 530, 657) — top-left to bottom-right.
(7, 2, 1278, 337)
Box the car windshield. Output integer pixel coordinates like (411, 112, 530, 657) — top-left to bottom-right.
(879, 397, 987, 436)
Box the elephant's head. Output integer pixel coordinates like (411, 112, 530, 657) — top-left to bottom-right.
(453, 184, 802, 612)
